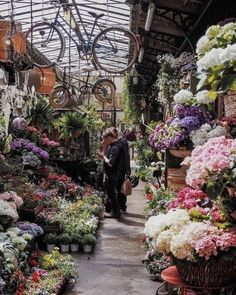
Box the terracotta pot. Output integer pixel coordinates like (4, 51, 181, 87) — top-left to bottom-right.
(0, 37, 7, 62)
(223, 91, 236, 118)
(35, 67, 56, 94)
(11, 32, 27, 54)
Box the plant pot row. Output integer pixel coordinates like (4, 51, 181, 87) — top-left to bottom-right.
(46, 243, 94, 253)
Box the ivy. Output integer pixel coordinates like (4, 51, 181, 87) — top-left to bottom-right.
(122, 73, 142, 125)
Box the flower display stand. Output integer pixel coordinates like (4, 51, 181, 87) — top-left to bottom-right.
(18, 205, 43, 222)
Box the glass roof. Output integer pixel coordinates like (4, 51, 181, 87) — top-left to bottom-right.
(0, 0, 131, 76)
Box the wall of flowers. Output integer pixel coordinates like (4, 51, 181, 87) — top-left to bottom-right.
(142, 21, 236, 292)
(0, 96, 105, 294)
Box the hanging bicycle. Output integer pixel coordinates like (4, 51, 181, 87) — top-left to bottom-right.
(26, 0, 139, 74)
(49, 66, 116, 108)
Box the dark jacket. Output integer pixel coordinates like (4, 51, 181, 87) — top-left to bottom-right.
(117, 137, 131, 176)
(104, 141, 121, 176)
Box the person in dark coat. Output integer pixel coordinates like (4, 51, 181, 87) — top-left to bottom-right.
(109, 127, 131, 212)
(98, 130, 121, 218)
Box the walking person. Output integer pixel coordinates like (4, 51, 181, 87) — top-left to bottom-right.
(98, 130, 121, 219)
(109, 127, 131, 213)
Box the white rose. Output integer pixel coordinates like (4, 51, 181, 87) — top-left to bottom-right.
(196, 90, 214, 104)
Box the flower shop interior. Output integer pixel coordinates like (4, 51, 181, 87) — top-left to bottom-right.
(0, 0, 236, 294)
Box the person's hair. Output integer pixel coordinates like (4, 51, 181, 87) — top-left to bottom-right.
(108, 127, 119, 138)
(102, 130, 116, 139)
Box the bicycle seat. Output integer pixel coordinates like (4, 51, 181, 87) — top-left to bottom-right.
(88, 11, 105, 19)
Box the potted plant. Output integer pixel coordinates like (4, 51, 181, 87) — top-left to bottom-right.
(82, 233, 96, 253)
(44, 233, 57, 252)
(58, 111, 85, 140)
(56, 232, 71, 252)
(70, 232, 83, 252)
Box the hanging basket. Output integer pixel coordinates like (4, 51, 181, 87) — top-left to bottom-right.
(169, 148, 192, 158)
(223, 91, 236, 118)
(173, 256, 236, 287)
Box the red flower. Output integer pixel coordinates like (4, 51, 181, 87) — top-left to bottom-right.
(32, 271, 40, 283)
(146, 193, 154, 201)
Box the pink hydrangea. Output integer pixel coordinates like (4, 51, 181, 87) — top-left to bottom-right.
(183, 136, 236, 188)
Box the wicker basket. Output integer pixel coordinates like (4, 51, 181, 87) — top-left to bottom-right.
(223, 91, 236, 118)
(174, 256, 236, 287)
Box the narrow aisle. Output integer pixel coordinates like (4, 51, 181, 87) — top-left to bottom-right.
(65, 182, 158, 295)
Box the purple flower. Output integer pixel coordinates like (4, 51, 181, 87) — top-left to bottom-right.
(11, 138, 49, 160)
(179, 116, 202, 132)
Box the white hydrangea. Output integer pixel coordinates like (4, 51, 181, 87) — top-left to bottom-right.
(219, 43, 236, 63)
(196, 90, 214, 104)
(197, 47, 224, 70)
(155, 228, 178, 253)
(221, 22, 236, 34)
(207, 125, 227, 139)
(174, 89, 193, 104)
(144, 209, 190, 239)
(196, 35, 210, 55)
(170, 222, 216, 261)
(205, 25, 221, 39)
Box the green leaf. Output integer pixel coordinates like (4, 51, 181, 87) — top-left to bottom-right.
(208, 91, 218, 100)
(220, 74, 236, 91)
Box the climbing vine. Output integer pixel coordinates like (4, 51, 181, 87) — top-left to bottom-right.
(122, 73, 143, 126)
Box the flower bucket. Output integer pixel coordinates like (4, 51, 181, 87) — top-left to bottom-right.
(47, 243, 56, 252)
(174, 257, 236, 287)
(223, 91, 236, 118)
(60, 244, 70, 253)
(70, 244, 79, 252)
(83, 244, 93, 253)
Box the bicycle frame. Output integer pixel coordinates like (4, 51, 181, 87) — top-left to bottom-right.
(49, 2, 106, 69)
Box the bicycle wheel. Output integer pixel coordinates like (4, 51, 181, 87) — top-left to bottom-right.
(92, 27, 139, 74)
(49, 86, 70, 108)
(92, 78, 116, 103)
(26, 22, 65, 68)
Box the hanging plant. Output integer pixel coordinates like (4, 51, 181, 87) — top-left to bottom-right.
(26, 98, 54, 132)
(58, 111, 85, 140)
(122, 73, 142, 125)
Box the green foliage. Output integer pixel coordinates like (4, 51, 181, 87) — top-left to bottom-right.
(56, 233, 71, 244)
(43, 233, 57, 244)
(27, 98, 54, 132)
(122, 73, 142, 125)
(58, 111, 85, 139)
(82, 233, 96, 246)
(78, 104, 105, 131)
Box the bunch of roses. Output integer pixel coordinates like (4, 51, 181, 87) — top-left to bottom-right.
(183, 136, 236, 188)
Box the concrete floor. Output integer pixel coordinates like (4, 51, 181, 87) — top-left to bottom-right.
(64, 182, 159, 295)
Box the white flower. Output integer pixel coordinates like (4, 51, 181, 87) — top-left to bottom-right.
(221, 22, 236, 34)
(197, 47, 224, 70)
(207, 125, 227, 139)
(174, 89, 193, 104)
(219, 43, 236, 64)
(205, 25, 221, 39)
(196, 35, 210, 55)
(196, 90, 214, 104)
